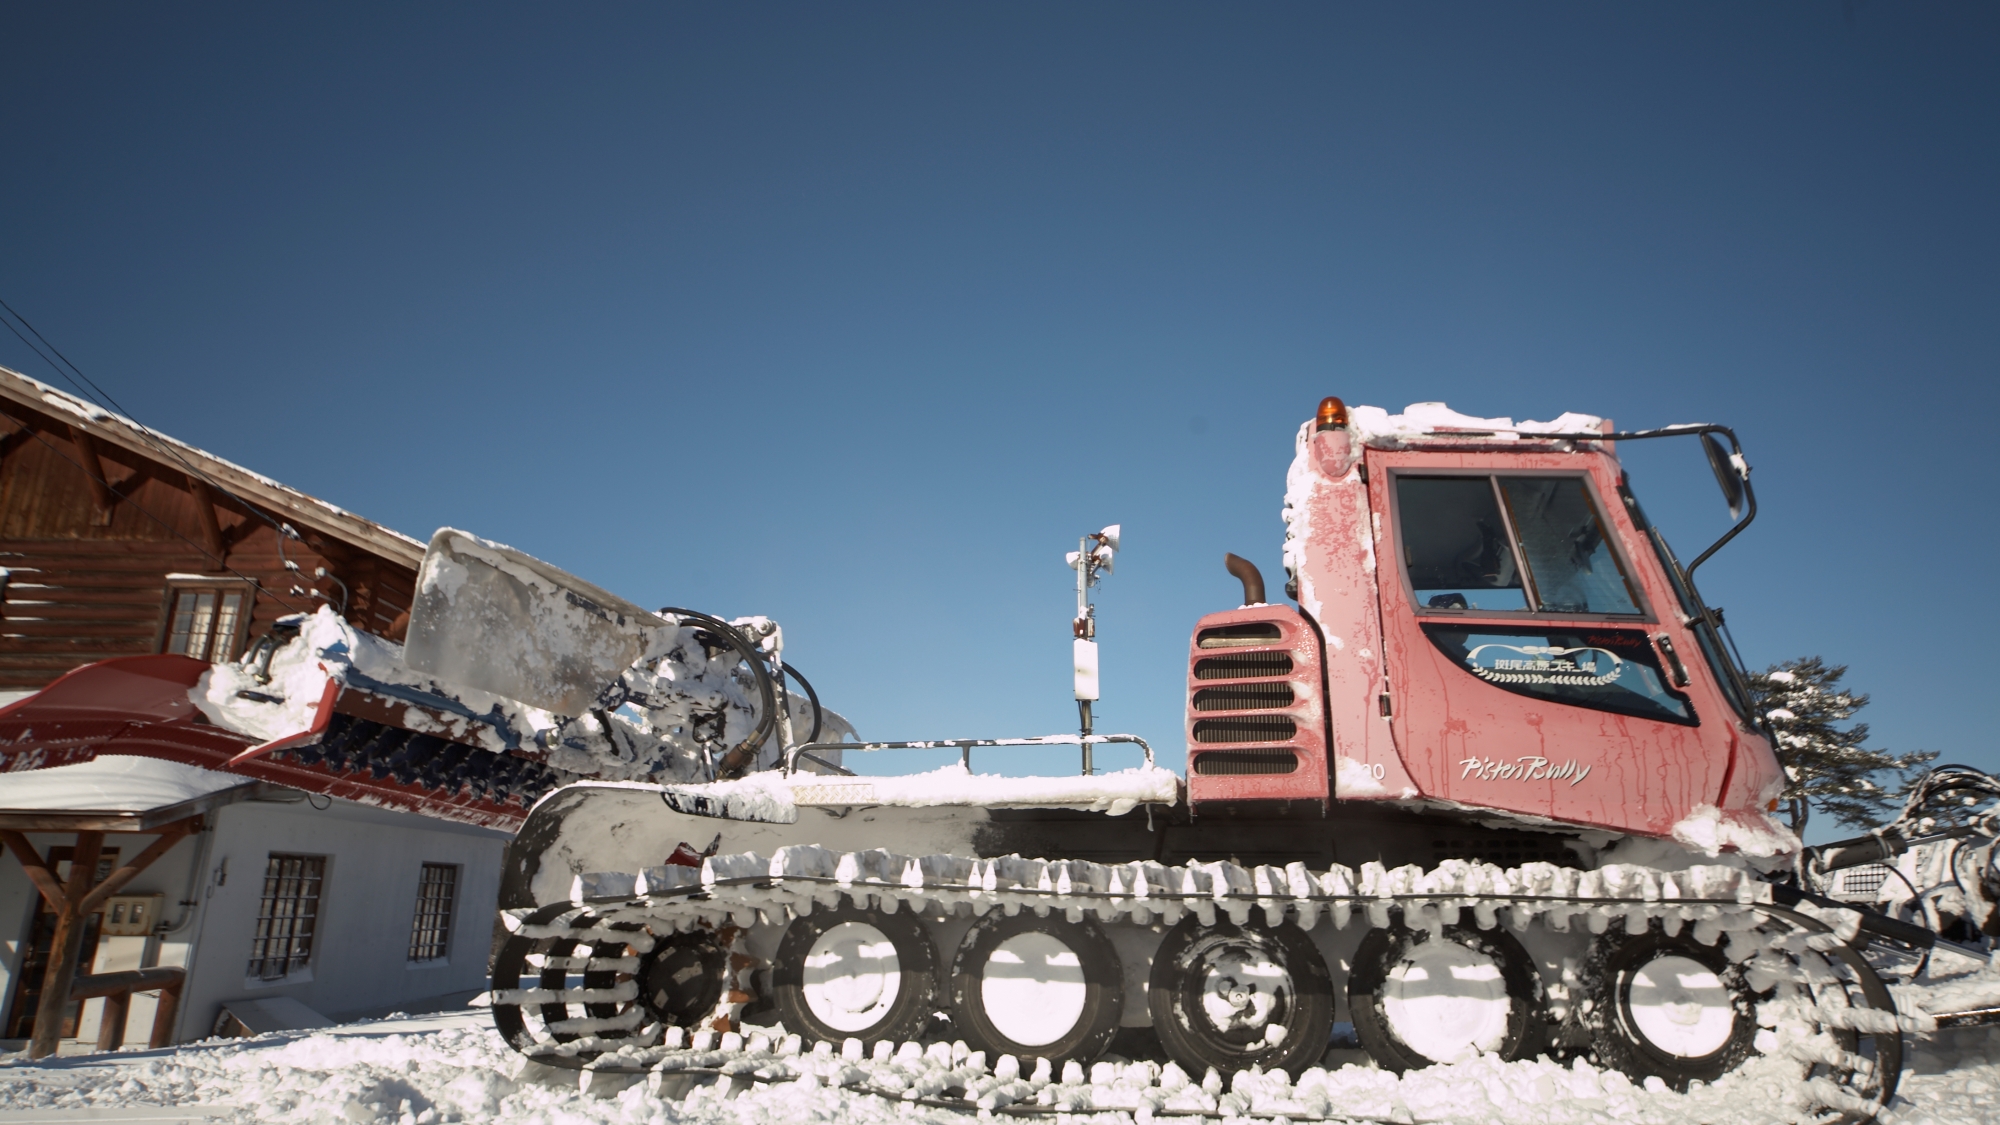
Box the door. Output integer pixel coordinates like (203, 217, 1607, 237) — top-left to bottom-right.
(1376, 460, 1733, 838)
(2, 846, 116, 1040)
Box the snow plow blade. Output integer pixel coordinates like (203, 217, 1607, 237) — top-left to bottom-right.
(0, 653, 563, 830)
(405, 528, 667, 716)
(0, 528, 839, 830)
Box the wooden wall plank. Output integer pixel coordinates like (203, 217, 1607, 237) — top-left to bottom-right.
(0, 402, 418, 691)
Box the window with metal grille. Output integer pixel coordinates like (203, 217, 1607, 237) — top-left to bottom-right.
(248, 854, 325, 980)
(161, 581, 252, 661)
(408, 863, 457, 962)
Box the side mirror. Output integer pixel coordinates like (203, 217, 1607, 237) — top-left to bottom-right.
(1701, 433, 1745, 521)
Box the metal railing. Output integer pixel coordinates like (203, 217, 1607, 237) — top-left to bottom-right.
(784, 732, 1155, 777)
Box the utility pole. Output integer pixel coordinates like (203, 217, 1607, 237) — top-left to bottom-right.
(1066, 525, 1119, 775)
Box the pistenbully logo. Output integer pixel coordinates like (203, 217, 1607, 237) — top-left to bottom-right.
(1460, 755, 1593, 785)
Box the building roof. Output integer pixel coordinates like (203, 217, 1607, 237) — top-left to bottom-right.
(0, 756, 273, 831)
(0, 365, 426, 568)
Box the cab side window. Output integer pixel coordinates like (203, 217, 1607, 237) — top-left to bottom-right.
(1497, 478, 1640, 615)
(1396, 475, 1640, 617)
(1396, 477, 1529, 612)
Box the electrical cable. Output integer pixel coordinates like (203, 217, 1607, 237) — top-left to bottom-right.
(0, 301, 316, 579)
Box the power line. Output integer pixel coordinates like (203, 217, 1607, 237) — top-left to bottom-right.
(0, 298, 307, 558)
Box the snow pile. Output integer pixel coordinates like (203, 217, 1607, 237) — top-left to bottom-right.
(194, 612, 345, 744)
(1670, 803, 1803, 860)
(0, 755, 248, 812)
(635, 763, 1179, 827)
(1898, 954, 2000, 1022)
(3, 1003, 1997, 1125)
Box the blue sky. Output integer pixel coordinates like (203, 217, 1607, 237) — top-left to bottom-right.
(3, 5, 1995, 834)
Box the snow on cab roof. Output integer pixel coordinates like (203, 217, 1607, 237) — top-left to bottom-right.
(1348, 402, 1608, 444)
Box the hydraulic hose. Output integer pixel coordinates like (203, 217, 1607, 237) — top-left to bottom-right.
(657, 607, 778, 780)
(783, 663, 824, 746)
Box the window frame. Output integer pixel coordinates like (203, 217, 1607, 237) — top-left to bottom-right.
(155, 576, 256, 662)
(1387, 467, 1658, 625)
(247, 852, 327, 983)
(407, 862, 459, 965)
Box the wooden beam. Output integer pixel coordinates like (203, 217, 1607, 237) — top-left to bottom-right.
(0, 829, 69, 911)
(96, 992, 128, 1051)
(31, 830, 103, 1058)
(68, 425, 115, 527)
(76, 817, 198, 916)
(149, 978, 182, 1048)
(188, 477, 228, 568)
(71, 965, 187, 1001)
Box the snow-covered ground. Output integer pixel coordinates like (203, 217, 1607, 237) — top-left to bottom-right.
(2, 1000, 1996, 1125)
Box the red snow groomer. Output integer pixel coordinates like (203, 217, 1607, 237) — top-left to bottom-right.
(9, 398, 1998, 1122)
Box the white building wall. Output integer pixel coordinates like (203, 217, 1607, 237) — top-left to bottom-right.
(176, 797, 505, 1040)
(0, 791, 505, 1046)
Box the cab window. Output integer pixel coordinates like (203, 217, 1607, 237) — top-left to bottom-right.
(1397, 475, 1641, 616)
(1396, 477, 1530, 612)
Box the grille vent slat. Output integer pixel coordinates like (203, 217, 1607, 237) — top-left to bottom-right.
(1193, 749, 1299, 775)
(1192, 684, 1296, 712)
(1194, 652, 1293, 680)
(1192, 716, 1298, 743)
(1197, 623, 1285, 649)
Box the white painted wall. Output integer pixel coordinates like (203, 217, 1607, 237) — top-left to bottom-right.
(175, 796, 506, 1039)
(0, 791, 506, 1046)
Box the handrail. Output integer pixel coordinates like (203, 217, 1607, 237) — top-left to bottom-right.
(784, 733, 1155, 777)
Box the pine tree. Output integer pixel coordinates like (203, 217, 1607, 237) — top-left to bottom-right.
(1747, 656, 1936, 833)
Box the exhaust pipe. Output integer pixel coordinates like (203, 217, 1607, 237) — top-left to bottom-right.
(1224, 553, 1264, 606)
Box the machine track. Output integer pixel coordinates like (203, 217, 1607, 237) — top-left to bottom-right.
(489, 848, 1911, 1122)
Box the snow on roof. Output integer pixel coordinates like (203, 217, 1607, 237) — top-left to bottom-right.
(1348, 402, 1607, 444)
(0, 756, 251, 814)
(0, 365, 425, 567)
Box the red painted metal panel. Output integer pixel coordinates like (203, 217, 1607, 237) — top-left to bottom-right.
(1282, 428, 1418, 800)
(1364, 443, 1775, 839)
(1184, 605, 1329, 806)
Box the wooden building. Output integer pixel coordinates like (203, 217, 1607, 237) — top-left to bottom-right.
(0, 365, 506, 1057)
(0, 364, 420, 693)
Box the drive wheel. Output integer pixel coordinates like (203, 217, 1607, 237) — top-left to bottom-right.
(1581, 923, 1756, 1089)
(1349, 916, 1543, 1072)
(770, 904, 936, 1047)
(1149, 916, 1334, 1078)
(490, 904, 657, 1066)
(951, 911, 1123, 1063)
(636, 932, 729, 1030)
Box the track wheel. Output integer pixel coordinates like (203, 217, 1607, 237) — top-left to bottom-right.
(1349, 917, 1543, 1072)
(1149, 916, 1334, 1078)
(636, 932, 730, 1029)
(1581, 922, 1756, 1089)
(770, 904, 937, 1047)
(951, 911, 1123, 1063)
(490, 904, 658, 1066)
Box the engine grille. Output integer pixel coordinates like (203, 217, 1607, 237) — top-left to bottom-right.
(1197, 623, 1285, 649)
(1194, 652, 1293, 680)
(1194, 749, 1299, 775)
(1192, 683, 1296, 712)
(1192, 715, 1298, 743)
